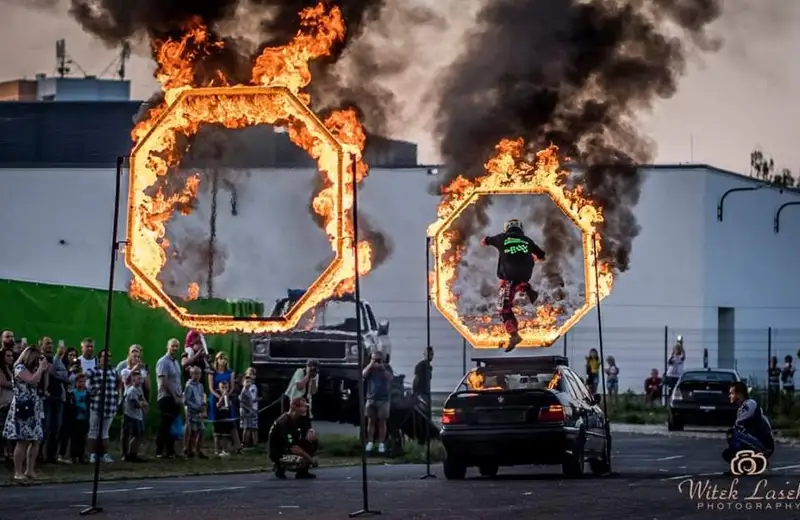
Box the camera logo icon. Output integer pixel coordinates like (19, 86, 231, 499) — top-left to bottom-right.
(730, 450, 768, 476)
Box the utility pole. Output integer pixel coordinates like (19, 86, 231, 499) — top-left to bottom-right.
(117, 42, 131, 80)
(56, 39, 70, 78)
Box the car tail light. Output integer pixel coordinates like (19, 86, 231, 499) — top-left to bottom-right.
(538, 405, 565, 422)
(441, 408, 461, 425)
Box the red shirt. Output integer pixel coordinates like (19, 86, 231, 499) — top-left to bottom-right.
(644, 377, 662, 396)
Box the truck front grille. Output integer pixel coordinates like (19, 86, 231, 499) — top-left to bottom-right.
(269, 341, 348, 360)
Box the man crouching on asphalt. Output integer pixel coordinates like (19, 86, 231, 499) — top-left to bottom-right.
(723, 381, 775, 473)
(268, 397, 318, 479)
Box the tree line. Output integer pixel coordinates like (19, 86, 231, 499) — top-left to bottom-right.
(750, 149, 797, 189)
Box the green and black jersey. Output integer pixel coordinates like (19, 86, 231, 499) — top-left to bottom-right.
(483, 231, 545, 282)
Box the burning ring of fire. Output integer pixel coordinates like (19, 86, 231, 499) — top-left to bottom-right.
(427, 138, 614, 349)
(125, 4, 372, 334)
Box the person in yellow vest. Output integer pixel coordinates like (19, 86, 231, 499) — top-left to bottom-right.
(585, 348, 600, 394)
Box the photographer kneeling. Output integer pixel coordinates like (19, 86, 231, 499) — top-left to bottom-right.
(268, 397, 318, 479)
(723, 382, 775, 469)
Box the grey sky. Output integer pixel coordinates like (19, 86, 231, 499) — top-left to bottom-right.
(1, 0, 797, 174)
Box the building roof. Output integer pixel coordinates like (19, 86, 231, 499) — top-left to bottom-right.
(415, 161, 798, 194)
(0, 101, 418, 168)
(0, 101, 139, 167)
(0, 100, 788, 192)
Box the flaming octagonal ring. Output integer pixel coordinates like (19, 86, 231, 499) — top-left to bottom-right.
(427, 155, 613, 349)
(126, 86, 349, 334)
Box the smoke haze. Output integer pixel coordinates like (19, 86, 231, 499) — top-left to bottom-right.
(61, 0, 439, 291)
(66, 0, 443, 135)
(432, 0, 723, 272)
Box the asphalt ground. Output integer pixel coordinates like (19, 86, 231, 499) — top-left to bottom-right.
(4, 433, 800, 520)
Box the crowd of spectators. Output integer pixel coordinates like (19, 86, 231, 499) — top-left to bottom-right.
(0, 326, 428, 483)
(581, 337, 799, 411)
(0, 328, 281, 483)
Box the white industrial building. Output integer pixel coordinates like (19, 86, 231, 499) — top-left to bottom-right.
(2, 156, 799, 392)
(1, 87, 799, 392)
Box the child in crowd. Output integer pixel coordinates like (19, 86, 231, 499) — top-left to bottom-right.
(605, 356, 619, 400)
(240, 374, 260, 447)
(214, 380, 233, 457)
(184, 366, 208, 458)
(123, 370, 148, 462)
(70, 373, 90, 464)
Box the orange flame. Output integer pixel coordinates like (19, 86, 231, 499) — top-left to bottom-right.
(427, 138, 614, 348)
(125, 3, 373, 334)
(464, 370, 503, 391)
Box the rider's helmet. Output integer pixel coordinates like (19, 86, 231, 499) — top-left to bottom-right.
(503, 218, 524, 233)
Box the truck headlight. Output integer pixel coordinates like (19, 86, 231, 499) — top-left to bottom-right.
(349, 344, 359, 355)
(254, 341, 269, 355)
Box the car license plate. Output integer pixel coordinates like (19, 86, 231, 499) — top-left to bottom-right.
(477, 411, 526, 424)
(700, 406, 716, 411)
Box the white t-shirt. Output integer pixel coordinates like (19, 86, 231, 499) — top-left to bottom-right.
(284, 368, 319, 408)
(666, 353, 685, 377)
(79, 356, 97, 372)
(79, 356, 97, 390)
(782, 365, 795, 388)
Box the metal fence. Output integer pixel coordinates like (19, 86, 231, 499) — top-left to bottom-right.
(387, 316, 800, 394)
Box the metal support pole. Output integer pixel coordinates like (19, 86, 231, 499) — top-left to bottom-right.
(563, 331, 568, 358)
(592, 235, 612, 474)
(420, 236, 436, 480)
(207, 169, 218, 297)
(350, 154, 381, 518)
(774, 201, 800, 233)
(81, 156, 125, 516)
(717, 186, 762, 222)
(663, 326, 669, 406)
(462, 338, 467, 375)
(426, 236, 432, 353)
(766, 327, 772, 412)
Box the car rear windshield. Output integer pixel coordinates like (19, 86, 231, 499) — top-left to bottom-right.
(457, 367, 562, 392)
(680, 371, 737, 383)
(271, 299, 367, 331)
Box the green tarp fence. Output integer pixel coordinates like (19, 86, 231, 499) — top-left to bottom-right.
(0, 278, 262, 378)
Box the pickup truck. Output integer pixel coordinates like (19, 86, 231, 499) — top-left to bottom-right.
(251, 289, 392, 424)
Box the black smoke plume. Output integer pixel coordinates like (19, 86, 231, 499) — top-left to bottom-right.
(67, 0, 429, 133)
(433, 0, 722, 272)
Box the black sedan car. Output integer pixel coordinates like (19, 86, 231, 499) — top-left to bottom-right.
(667, 368, 741, 431)
(439, 355, 611, 479)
